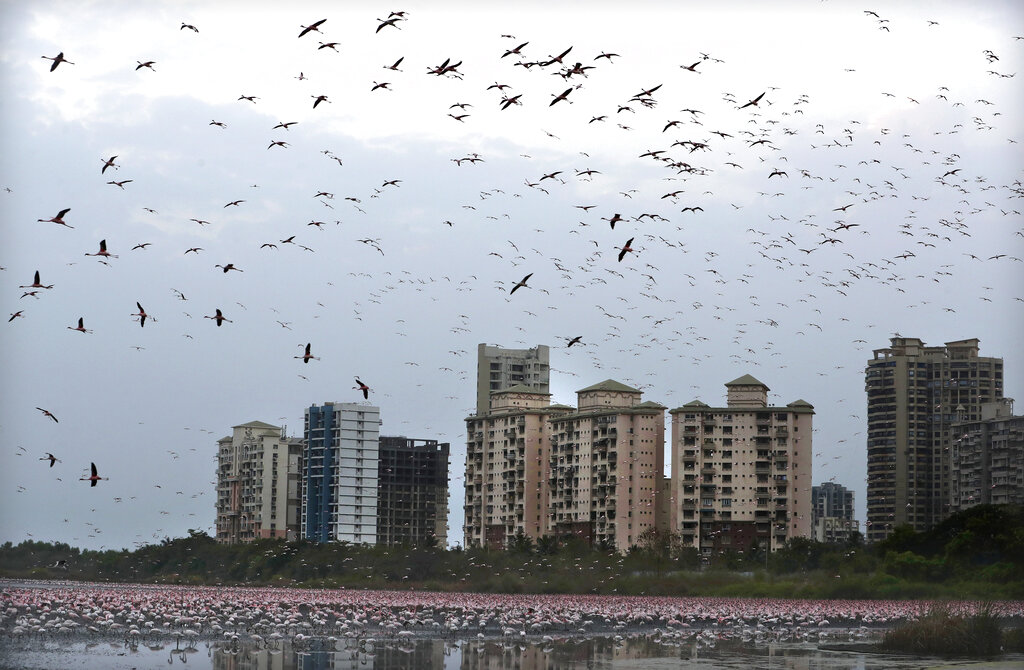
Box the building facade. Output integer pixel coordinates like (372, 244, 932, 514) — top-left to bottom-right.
(668, 375, 813, 558)
(302, 402, 381, 544)
(811, 482, 859, 544)
(476, 343, 550, 415)
(215, 421, 302, 544)
(865, 337, 1003, 542)
(951, 399, 1023, 512)
(548, 380, 666, 551)
(464, 386, 568, 549)
(377, 436, 450, 547)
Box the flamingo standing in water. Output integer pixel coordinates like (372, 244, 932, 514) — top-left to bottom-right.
(80, 462, 108, 487)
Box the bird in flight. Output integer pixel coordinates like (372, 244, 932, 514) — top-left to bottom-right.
(135, 60, 156, 71)
(85, 240, 118, 259)
(739, 91, 766, 109)
(36, 407, 59, 422)
(215, 263, 243, 273)
(510, 273, 533, 295)
(132, 302, 152, 327)
(204, 308, 232, 326)
(80, 462, 108, 487)
(566, 336, 583, 347)
(40, 453, 61, 467)
(295, 343, 319, 363)
(107, 179, 133, 189)
(67, 317, 92, 333)
(617, 237, 636, 262)
(100, 156, 119, 173)
(20, 271, 53, 290)
(42, 52, 74, 71)
(38, 208, 72, 228)
(298, 19, 327, 38)
(354, 378, 371, 399)
(180, 22, 199, 32)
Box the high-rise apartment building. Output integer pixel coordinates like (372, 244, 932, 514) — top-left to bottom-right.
(548, 380, 667, 551)
(865, 337, 1003, 542)
(377, 436, 450, 547)
(811, 482, 859, 544)
(215, 421, 303, 544)
(302, 402, 380, 544)
(951, 399, 1023, 512)
(464, 386, 569, 549)
(669, 375, 813, 558)
(476, 343, 550, 415)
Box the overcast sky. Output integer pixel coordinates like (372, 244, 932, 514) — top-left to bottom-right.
(1, 0, 1021, 551)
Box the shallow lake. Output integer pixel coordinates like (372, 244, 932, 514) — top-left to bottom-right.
(3, 637, 1023, 670)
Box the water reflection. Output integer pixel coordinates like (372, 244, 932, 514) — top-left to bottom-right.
(4, 636, 1021, 670)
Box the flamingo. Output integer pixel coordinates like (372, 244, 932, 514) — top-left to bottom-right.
(204, 309, 232, 326)
(85, 240, 118, 259)
(42, 52, 74, 71)
(295, 343, 319, 363)
(617, 237, 635, 262)
(100, 156, 118, 173)
(67, 317, 92, 333)
(354, 378, 371, 399)
(36, 407, 59, 422)
(20, 271, 53, 289)
(298, 18, 326, 38)
(80, 462, 108, 487)
(215, 263, 242, 273)
(509, 273, 532, 295)
(40, 453, 61, 467)
(37, 208, 73, 227)
(566, 336, 583, 347)
(135, 60, 156, 70)
(132, 302, 152, 327)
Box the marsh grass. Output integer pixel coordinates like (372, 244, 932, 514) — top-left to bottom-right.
(881, 602, 1003, 656)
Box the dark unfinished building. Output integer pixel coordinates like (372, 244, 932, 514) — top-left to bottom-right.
(377, 437, 450, 547)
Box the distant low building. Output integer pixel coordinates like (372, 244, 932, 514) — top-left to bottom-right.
(811, 482, 859, 544)
(377, 436, 450, 547)
(215, 421, 302, 544)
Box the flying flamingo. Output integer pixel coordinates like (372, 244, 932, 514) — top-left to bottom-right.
(20, 271, 53, 289)
(36, 407, 59, 422)
(42, 52, 74, 71)
(509, 273, 532, 295)
(38, 208, 72, 227)
(67, 317, 92, 333)
(215, 263, 243, 273)
(80, 462, 108, 487)
(204, 308, 232, 326)
(295, 343, 319, 363)
(85, 240, 118, 259)
(132, 302, 152, 327)
(100, 156, 118, 173)
(354, 378, 371, 399)
(617, 237, 636, 262)
(40, 453, 61, 467)
(298, 18, 327, 38)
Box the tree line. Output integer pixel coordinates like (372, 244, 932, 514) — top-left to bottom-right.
(2, 505, 1021, 599)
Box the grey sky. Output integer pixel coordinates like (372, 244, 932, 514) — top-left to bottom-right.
(1, 0, 1022, 550)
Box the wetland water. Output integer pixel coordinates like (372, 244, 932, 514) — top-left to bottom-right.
(2, 581, 1023, 669)
(4, 637, 1023, 670)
